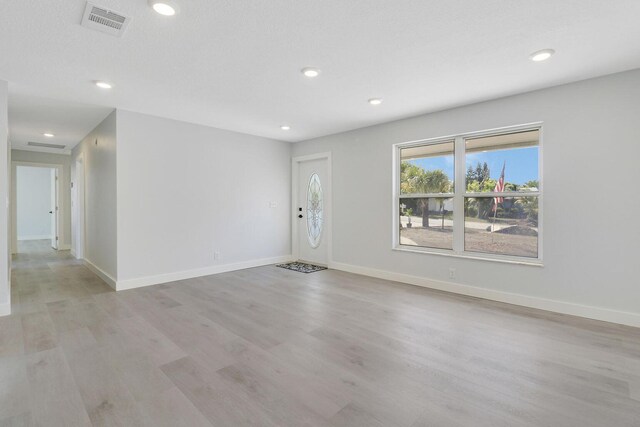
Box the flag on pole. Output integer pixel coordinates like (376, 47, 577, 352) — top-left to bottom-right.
(493, 161, 506, 212)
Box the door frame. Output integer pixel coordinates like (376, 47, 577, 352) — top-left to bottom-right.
(50, 168, 58, 249)
(291, 152, 332, 266)
(72, 153, 85, 259)
(11, 161, 64, 254)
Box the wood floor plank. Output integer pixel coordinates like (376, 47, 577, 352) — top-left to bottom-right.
(268, 341, 424, 427)
(46, 299, 85, 334)
(160, 356, 280, 426)
(21, 311, 57, 354)
(0, 316, 24, 357)
(215, 363, 332, 427)
(329, 403, 388, 427)
(24, 348, 92, 427)
(135, 303, 254, 371)
(0, 356, 30, 421)
(137, 387, 212, 427)
(0, 412, 33, 427)
(112, 315, 186, 367)
(230, 343, 350, 419)
(57, 328, 146, 427)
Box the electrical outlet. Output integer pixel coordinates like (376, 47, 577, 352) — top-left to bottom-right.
(449, 268, 456, 279)
(213, 251, 220, 261)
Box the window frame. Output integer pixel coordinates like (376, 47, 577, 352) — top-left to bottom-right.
(392, 122, 543, 266)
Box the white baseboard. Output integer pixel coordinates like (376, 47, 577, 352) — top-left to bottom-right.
(83, 259, 117, 290)
(115, 255, 294, 291)
(330, 261, 640, 328)
(18, 235, 52, 241)
(58, 244, 71, 251)
(70, 249, 76, 258)
(0, 302, 10, 317)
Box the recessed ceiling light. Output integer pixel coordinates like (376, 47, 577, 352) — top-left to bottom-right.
(43, 133, 55, 138)
(529, 49, 555, 62)
(95, 81, 113, 89)
(301, 67, 320, 78)
(368, 98, 383, 106)
(149, 0, 178, 16)
(280, 125, 291, 131)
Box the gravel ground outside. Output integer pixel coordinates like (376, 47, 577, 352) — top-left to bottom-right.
(400, 226, 537, 258)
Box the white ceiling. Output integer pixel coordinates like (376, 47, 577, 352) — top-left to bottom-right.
(9, 86, 113, 154)
(1, 0, 640, 143)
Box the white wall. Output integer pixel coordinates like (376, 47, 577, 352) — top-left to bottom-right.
(16, 166, 52, 240)
(71, 110, 117, 281)
(11, 150, 72, 250)
(115, 110, 291, 287)
(292, 69, 640, 325)
(0, 80, 9, 316)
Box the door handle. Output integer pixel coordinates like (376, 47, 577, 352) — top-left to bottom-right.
(49, 211, 53, 214)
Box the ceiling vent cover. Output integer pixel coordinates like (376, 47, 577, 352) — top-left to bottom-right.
(81, 2, 130, 37)
(28, 142, 67, 150)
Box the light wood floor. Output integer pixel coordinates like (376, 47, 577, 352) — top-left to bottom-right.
(2, 240, 639, 426)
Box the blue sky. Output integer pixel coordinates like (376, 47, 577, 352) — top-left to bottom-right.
(408, 147, 538, 185)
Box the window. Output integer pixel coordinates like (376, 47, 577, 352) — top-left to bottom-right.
(395, 126, 541, 263)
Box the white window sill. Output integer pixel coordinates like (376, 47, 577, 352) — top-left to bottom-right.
(393, 245, 544, 267)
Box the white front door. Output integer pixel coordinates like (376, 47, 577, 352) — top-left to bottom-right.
(297, 158, 328, 265)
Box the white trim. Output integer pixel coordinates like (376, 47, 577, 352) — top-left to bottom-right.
(330, 261, 640, 328)
(461, 191, 540, 198)
(392, 246, 543, 266)
(58, 243, 71, 251)
(453, 136, 465, 253)
(10, 146, 72, 156)
(17, 235, 53, 241)
(291, 152, 332, 265)
(0, 302, 10, 317)
(83, 259, 117, 290)
(116, 255, 294, 291)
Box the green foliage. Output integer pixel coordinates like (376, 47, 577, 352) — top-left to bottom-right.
(466, 177, 496, 193)
(400, 161, 452, 228)
(517, 197, 538, 225)
(466, 162, 490, 184)
(401, 161, 451, 194)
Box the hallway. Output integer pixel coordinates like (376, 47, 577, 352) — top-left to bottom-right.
(10, 240, 112, 316)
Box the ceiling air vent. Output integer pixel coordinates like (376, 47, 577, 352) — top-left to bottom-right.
(28, 142, 67, 150)
(81, 2, 130, 37)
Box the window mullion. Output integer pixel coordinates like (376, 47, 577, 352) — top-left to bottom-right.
(453, 136, 465, 253)
(399, 193, 455, 199)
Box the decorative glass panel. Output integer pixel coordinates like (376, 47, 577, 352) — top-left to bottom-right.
(306, 173, 323, 248)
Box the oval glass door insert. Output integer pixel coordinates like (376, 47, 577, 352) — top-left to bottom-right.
(306, 173, 323, 248)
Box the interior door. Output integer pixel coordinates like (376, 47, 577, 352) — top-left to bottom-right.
(297, 158, 328, 265)
(50, 168, 58, 249)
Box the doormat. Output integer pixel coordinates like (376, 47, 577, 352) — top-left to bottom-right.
(276, 261, 327, 274)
